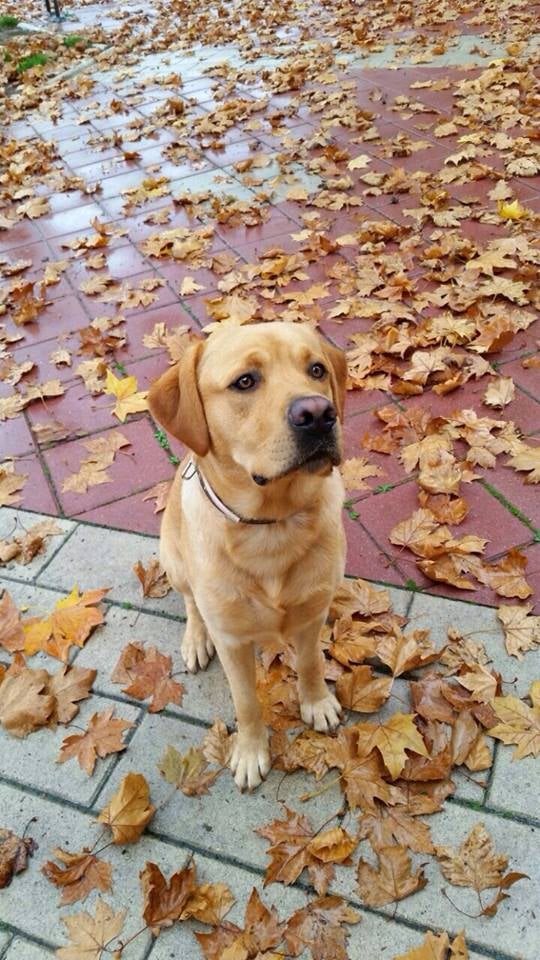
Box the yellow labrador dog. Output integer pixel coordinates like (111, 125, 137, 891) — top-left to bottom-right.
(148, 322, 347, 790)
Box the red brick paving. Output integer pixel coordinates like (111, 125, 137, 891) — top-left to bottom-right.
(1, 27, 539, 613)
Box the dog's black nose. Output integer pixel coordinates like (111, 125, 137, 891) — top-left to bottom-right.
(288, 395, 337, 435)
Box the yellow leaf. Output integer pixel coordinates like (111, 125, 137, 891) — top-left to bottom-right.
(97, 772, 155, 844)
(497, 199, 528, 220)
(105, 369, 148, 422)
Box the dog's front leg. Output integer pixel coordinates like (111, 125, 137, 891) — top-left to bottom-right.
(215, 636, 270, 791)
(293, 614, 341, 732)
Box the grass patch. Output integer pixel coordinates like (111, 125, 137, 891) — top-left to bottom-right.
(154, 428, 180, 466)
(16, 51, 49, 73)
(0, 14, 19, 28)
(480, 479, 535, 531)
(62, 34, 86, 48)
(404, 578, 420, 592)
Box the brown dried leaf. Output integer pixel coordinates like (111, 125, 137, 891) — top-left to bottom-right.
(0, 828, 36, 888)
(96, 772, 155, 844)
(357, 845, 427, 906)
(42, 847, 112, 905)
(133, 557, 170, 598)
(58, 708, 133, 775)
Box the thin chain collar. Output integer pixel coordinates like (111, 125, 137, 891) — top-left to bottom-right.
(182, 459, 277, 525)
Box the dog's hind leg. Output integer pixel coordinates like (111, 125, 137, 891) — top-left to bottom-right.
(181, 593, 215, 672)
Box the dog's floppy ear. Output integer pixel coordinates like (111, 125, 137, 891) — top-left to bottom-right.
(148, 340, 210, 456)
(322, 339, 347, 422)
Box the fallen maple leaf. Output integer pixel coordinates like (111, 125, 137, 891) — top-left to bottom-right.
(357, 844, 427, 906)
(196, 887, 286, 960)
(62, 432, 131, 495)
(0, 665, 54, 737)
(23, 586, 108, 661)
(140, 859, 196, 934)
(365, 713, 429, 779)
(96, 772, 155, 844)
(340, 457, 383, 492)
(476, 549, 532, 600)
(497, 604, 540, 659)
(335, 665, 393, 712)
(498, 199, 528, 220)
(256, 806, 354, 895)
(0, 592, 24, 652)
(57, 897, 126, 960)
(506, 441, 540, 483)
(435, 822, 527, 914)
(322, 725, 404, 810)
(202, 719, 233, 767)
(330, 577, 391, 618)
(48, 664, 96, 724)
(42, 847, 112, 905)
(488, 681, 540, 758)
(0, 463, 27, 507)
(0, 519, 62, 568)
(133, 557, 170, 598)
(58, 708, 133, 775)
(0, 827, 36, 888)
(158, 744, 221, 796)
(141, 479, 172, 513)
(483, 376, 515, 409)
(393, 931, 468, 959)
(111, 642, 184, 712)
(284, 895, 360, 960)
(140, 859, 234, 935)
(104, 369, 148, 422)
(376, 628, 440, 677)
(359, 805, 434, 854)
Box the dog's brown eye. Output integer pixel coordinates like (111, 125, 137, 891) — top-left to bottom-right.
(309, 362, 326, 380)
(231, 372, 257, 391)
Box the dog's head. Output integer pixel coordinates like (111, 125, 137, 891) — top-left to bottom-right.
(148, 322, 347, 485)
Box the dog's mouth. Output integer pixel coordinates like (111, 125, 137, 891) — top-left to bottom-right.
(252, 438, 341, 486)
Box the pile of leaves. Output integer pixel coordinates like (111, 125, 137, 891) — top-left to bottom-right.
(1, 570, 538, 956)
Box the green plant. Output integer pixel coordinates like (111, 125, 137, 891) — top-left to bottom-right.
(63, 34, 86, 48)
(0, 14, 19, 28)
(404, 578, 420, 592)
(16, 52, 49, 73)
(154, 428, 180, 465)
(373, 483, 394, 494)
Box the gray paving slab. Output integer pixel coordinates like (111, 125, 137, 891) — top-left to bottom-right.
(148, 893, 487, 960)
(73, 603, 235, 726)
(0, 694, 141, 805)
(0, 510, 75, 584)
(92, 713, 346, 866)
(0, 780, 150, 956)
(35, 524, 185, 618)
(3, 941, 53, 959)
(488, 746, 539, 821)
(408, 593, 537, 699)
(0, 933, 11, 955)
(385, 804, 539, 960)
(99, 711, 539, 958)
(0, 781, 305, 959)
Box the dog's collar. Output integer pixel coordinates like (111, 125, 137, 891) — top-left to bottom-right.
(182, 459, 277, 525)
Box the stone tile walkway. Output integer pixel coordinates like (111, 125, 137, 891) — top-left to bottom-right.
(1, 1, 539, 610)
(0, 509, 538, 959)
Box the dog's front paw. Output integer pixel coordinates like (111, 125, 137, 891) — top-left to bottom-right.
(230, 730, 271, 792)
(300, 687, 341, 732)
(181, 625, 215, 673)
